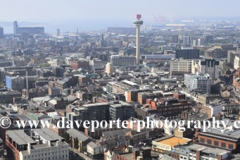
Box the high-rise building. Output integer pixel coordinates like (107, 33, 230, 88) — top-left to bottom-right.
(182, 36, 190, 46)
(184, 72, 211, 93)
(57, 29, 60, 36)
(198, 37, 205, 46)
(176, 48, 199, 59)
(133, 14, 143, 64)
(192, 59, 219, 80)
(171, 35, 179, 43)
(106, 62, 115, 74)
(170, 58, 192, 76)
(99, 34, 105, 47)
(0, 27, 3, 38)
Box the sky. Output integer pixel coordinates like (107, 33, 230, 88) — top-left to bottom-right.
(0, 0, 240, 33)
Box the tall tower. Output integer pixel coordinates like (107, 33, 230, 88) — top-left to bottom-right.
(133, 14, 143, 64)
(13, 21, 18, 34)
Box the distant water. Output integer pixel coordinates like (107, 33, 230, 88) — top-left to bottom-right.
(0, 18, 150, 34)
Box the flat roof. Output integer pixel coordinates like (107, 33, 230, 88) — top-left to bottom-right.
(159, 137, 190, 147)
(32, 129, 63, 141)
(7, 130, 35, 145)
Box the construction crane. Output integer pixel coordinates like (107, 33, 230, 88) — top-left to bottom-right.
(178, 26, 181, 49)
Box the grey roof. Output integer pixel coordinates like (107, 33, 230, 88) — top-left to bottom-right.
(87, 142, 99, 149)
(66, 129, 92, 142)
(32, 128, 63, 141)
(6, 130, 35, 145)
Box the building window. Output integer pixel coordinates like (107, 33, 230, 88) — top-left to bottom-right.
(214, 141, 219, 146)
(221, 142, 226, 148)
(207, 139, 212, 144)
(200, 138, 204, 143)
(229, 144, 234, 149)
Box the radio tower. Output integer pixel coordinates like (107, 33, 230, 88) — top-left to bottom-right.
(133, 14, 143, 64)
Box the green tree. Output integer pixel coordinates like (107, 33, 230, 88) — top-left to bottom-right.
(199, 50, 204, 55)
(74, 138, 78, 149)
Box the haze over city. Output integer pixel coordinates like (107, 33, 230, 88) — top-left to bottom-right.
(1, 0, 240, 33)
(1, 1, 240, 160)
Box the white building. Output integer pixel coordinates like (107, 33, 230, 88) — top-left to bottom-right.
(87, 142, 103, 158)
(170, 58, 192, 76)
(89, 58, 104, 71)
(184, 72, 211, 94)
(234, 55, 240, 69)
(6, 129, 69, 160)
(182, 36, 190, 46)
(104, 150, 116, 160)
(205, 103, 222, 117)
(192, 59, 219, 80)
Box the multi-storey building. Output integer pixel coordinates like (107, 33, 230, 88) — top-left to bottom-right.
(178, 144, 230, 160)
(89, 58, 104, 71)
(192, 59, 219, 80)
(184, 72, 211, 94)
(70, 60, 90, 70)
(148, 98, 192, 117)
(109, 101, 135, 121)
(182, 36, 190, 46)
(6, 129, 69, 160)
(195, 128, 240, 153)
(176, 48, 199, 59)
(110, 55, 136, 66)
(170, 58, 192, 76)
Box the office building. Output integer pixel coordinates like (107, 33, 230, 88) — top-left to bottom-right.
(5, 75, 38, 92)
(106, 63, 115, 74)
(171, 35, 179, 43)
(57, 29, 60, 36)
(170, 58, 192, 76)
(234, 55, 240, 69)
(109, 101, 135, 121)
(192, 59, 219, 80)
(0, 27, 3, 38)
(196, 128, 240, 153)
(198, 37, 205, 46)
(89, 58, 104, 71)
(52, 67, 64, 77)
(227, 51, 240, 67)
(70, 60, 90, 70)
(178, 144, 230, 160)
(176, 48, 199, 59)
(110, 55, 136, 66)
(6, 129, 69, 160)
(184, 72, 211, 93)
(182, 36, 190, 46)
(13, 21, 44, 34)
(133, 14, 143, 64)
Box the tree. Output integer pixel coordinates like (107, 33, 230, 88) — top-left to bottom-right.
(199, 50, 204, 55)
(74, 138, 78, 149)
(64, 132, 70, 143)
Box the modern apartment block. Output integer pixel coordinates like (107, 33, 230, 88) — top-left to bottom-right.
(192, 59, 219, 80)
(184, 72, 211, 94)
(170, 58, 192, 76)
(6, 129, 69, 160)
